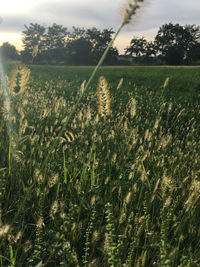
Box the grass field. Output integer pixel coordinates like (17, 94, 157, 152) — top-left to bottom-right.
(0, 64, 200, 266)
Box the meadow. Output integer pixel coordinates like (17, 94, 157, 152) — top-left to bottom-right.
(0, 64, 200, 266)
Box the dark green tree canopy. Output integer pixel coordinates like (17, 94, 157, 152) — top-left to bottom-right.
(45, 23, 68, 50)
(124, 37, 157, 63)
(21, 23, 118, 65)
(86, 27, 117, 64)
(66, 38, 93, 65)
(21, 23, 46, 62)
(22, 23, 46, 53)
(20, 22, 200, 65)
(125, 37, 148, 57)
(0, 42, 19, 60)
(125, 23, 200, 65)
(188, 43, 200, 61)
(155, 23, 200, 64)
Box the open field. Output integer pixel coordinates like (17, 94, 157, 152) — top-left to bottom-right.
(0, 65, 200, 266)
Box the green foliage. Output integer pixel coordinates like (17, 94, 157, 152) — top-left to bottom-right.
(125, 37, 148, 57)
(125, 23, 200, 65)
(21, 24, 118, 65)
(0, 42, 19, 61)
(155, 23, 200, 65)
(46, 23, 68, 50)
(0, 65, 199, 266)
(66, 38, 93, 65)
(21, 23, 46, 62)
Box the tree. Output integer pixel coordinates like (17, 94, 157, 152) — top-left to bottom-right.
(41, 23, 69, 63)
(86, 27, 118, 64)
(0, 42, 18, 60)
(65, 27, 118, 65)
(65, 27, 91, 64)
(124, 37, 158, 63)
(185, 24, 200, 44)
(165, 46, 185, 65)
(155, 23, 200, 65)
(45, 23, 68, 50)
(21, 23, 46, 63)
(21, 24, 118, 65)
(125, 37, 148, 57)
(68, 26, 87, 40)
(65, 38, 92, 65)
(145, 41, 157, 58)
(188, 43, 200, 62)
(185, 25, 200, 63)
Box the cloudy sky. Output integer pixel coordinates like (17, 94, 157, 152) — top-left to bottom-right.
(0, 0, 200, 53)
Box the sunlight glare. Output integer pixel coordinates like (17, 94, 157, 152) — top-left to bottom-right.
(1, 0, 29, 14)
(1, 0, 50, 14)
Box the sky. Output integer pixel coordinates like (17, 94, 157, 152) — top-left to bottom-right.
(0, 0, 200, 53)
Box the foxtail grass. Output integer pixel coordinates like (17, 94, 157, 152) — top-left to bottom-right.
(8, 64, 30, 94)
(40, 0, 146, 174)
(97, 76, 111, 116)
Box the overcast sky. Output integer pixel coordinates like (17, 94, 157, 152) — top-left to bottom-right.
(0, 0, 200, 53)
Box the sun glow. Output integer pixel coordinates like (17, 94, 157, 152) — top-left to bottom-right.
(0, 32, 23, 50)
(0, 0, 50, 14)
(1, 0, 30, 14)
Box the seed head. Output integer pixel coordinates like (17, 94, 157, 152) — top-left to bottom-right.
(122, 0, 144, 26)
(8, 64, 30, 94)
(23, 240, 33, 253)
(163, 77, 169, 89)
(36, 216, 44, 228)
(117, 78, 124, 90)
(80, 80, 86, 95)
(97, 76, 111, 117)
(0, 224, 10, 237)
(32, 44, 39, 58)
(125, 191, 132, 204)
(50, 200, 59, 219)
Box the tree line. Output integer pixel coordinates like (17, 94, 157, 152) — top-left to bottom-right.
(125, 23, 200, 65)
(1, 22, 200, 65)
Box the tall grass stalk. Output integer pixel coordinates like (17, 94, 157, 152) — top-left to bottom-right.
(0, 52, 14, 175)
(41, 0, 144, 173)
(8, 138, 11, 175)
